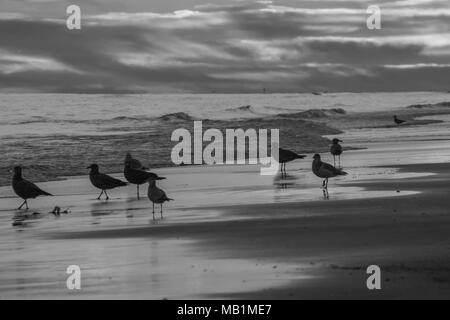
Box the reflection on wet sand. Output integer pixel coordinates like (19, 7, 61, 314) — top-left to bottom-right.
(0, 139, 443, 299)
(273, 173, 298, 190)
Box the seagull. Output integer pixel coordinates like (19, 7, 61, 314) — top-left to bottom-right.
(278, 148, 306, 175)
(87, 164, 127, 200)
(312, 154, 348, 189)
(12, 166, 52, 210)
(124, 162, 166, 199)
(330, 138, 343, 167)
(147, 179, 173, 220)
(394, 115, 406, 125)
(124, 153, 149, 170)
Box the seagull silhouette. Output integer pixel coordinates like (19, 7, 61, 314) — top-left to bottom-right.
(278, 148, 306, 176)
(312, 154, 348, 189)
(12, 166, 52, 210)
(124, 161, 166, 199)
(330, 138, 343, 167)
(394, 115, 406, 125)
(87, 164, 127, 200)
(147, 179, 173, 220)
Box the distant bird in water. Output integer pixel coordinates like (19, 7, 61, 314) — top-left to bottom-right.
(124, 161, 166, 199)
(124, 153, 148, 170)
(394, 115, 406, 125)
(312, 154, 348, 189)
(278, 148, 306, 176)
(87, 164, 127, 200)
(12, 166, 52, 210)
(147, 179, 173, 220)
(330, 138, 343, 167)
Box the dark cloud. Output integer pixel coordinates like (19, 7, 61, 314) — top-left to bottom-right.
(0, 0, 448, 92)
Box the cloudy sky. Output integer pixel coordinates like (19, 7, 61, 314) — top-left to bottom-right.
(0, 0, 449, 93)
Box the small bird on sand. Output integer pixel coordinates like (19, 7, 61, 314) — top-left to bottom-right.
(330, 138, 343, 167)
(394, 115, 406, 125)
(12, 166, 52, 210)
(124, 162, 166, 200)
(278, 148, 306, 175)
(312, 154, 348, 189)
(147, 179, 173, 220)
(124, 153, 149, 170)
(87, 164, 127, 200)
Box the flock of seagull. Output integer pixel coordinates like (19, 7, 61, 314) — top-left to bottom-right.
(11, 144, 345, 216)
(12, 153, 172, 220)
(10, 115, 407, 216)
(279, 138, 347, 189)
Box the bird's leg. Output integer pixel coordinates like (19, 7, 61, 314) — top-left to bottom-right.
(160, 204, 163, 219)
(137, 185, 140, 200)
(104, 190, 109, 200)
(97, 190, 104, 200)
(323, 188, 329, 200)
(152, 203, 156, 220)
(25, 200, 29, 210)
(18, 200, 26, 210)
(325, 178, 329, 189)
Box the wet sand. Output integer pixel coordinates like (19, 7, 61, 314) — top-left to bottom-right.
(1, 141, 450, 299)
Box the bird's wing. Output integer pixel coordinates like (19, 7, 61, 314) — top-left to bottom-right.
(20, 180, 51, 197)
(97, 173, 126, 187)
(321, 162, 346, 176)
(331, 145, 343, 154)
(279, 148, 295, 157)
(279, 148, 304, 160)
(149, 187, 168, 202)
(149, 172, 166, 180)
(145, 171, 159, 180)
(134, 168, 164, 180)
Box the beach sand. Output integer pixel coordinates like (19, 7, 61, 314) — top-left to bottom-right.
(1, 139, 450, 299)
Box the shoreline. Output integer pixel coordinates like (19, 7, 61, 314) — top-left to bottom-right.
(1, 98, 449, 187)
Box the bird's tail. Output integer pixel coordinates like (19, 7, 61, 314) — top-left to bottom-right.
(157, 176, 167, 180)
(41, 191, 53, 196)
(340, 171, 348, 176)
(296, 154, 307, 159)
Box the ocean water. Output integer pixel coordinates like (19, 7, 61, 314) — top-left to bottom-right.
(0, 92, 449, 186)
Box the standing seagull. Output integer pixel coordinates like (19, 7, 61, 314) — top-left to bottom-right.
(12, 166, 52, 210)
(394, 115, 406, 125)
(124, 153, 149, 170)
(147, 179, 173, 220)
(278, 148, 306, 176)
(330, 138, 343, 167)
(312, 154, 348, 189)
(124, 162, 166, 199)
(87, 164, 127, 200)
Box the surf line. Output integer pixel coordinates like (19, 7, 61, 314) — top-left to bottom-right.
(171, 121, 280, 175)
